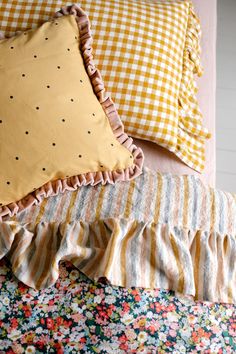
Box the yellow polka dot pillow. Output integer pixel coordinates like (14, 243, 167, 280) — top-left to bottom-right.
(0, 6, 143, 218)
(66, 0, 209, 173)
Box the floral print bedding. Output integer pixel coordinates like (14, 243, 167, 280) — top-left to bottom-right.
(0, 259, 235, 354)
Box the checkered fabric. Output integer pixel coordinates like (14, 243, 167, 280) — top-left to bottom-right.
(0, 0, 211, 172)
(0, 1, 69, 36)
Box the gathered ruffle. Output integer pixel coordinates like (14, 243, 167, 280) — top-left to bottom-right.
(0, 218, 235, 304)
(177, 1, 211, 172)
(1, 167, 236, 304)
(0, 4, 144, 219)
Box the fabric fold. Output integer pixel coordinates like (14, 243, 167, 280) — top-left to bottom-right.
(177, 2, 211, 172)
(1, 168, 235, 304)
(0, 219, 235, 304)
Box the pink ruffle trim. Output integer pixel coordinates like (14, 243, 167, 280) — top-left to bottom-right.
(0, 5, 144, 219)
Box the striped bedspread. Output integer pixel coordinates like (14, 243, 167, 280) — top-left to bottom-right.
(0, 167, 235, 304)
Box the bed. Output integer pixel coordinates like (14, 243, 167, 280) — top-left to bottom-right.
(1, 167, 236, 353)
(1, 1, 235, 354)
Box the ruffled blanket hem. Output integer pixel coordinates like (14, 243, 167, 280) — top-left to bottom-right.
(1, 218, 235, 304)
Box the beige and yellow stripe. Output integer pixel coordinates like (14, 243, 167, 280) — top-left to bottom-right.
(1, 168, 236, 303)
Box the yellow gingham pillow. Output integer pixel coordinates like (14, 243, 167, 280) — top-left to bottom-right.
(78, 0, 211, 173)
(0, 0, 210, 172)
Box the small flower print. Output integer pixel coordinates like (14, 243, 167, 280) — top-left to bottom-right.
(2, 297, 10, 306)
(137, 331, 148, 343)
(104, 295, 116, 304)
(94, 295, 102, 304)
(25, 346, 36, 353)
(8, 329, 22, 341)
(121, 313, 134, 325)
(0, 260, 235, 353)
(69, 269, 80, 281)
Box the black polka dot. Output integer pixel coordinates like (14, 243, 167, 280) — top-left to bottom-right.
(111, 143, 114, 146)
(47, 85, 50, 88)
(6, 181, 10, 185)
(15, 157, 19, 160)
(130, 155, 133, 158)
(88, 131, 91, 134)
(10, 46, 14, 49)
(75, 36, 77, 40)
(80, 80, 83, 83)
(34, 55, 37, 58)
(67, 48, 70, 51)
(42, 168, 46, 171)
(55, 22, 58, 25)
(10, 96, 13, 99)
(0, 120, 2, 123)
(0, 203, 2, 206)
(78, 155, 82, 158)
(52, 143, 56, 146)
(70, 98, 74, 102)
(62, 119, 65, 122)
(100, 165, 103, 168)
(92, 113, 95, 116)
(57, 66, 61, 69)
(45, 37, 48, 40)
(36, 106, 39, 110)
(25, 131, 29, 135)
(22, 74, 25, 77)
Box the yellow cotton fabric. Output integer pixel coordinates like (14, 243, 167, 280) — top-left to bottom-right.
(79, 0, 211, 172)
(0, 0, 210, 172)
(0, 15, 133, 205)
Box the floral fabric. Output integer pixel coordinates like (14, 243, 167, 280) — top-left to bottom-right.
(0, 258, 235, 353)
